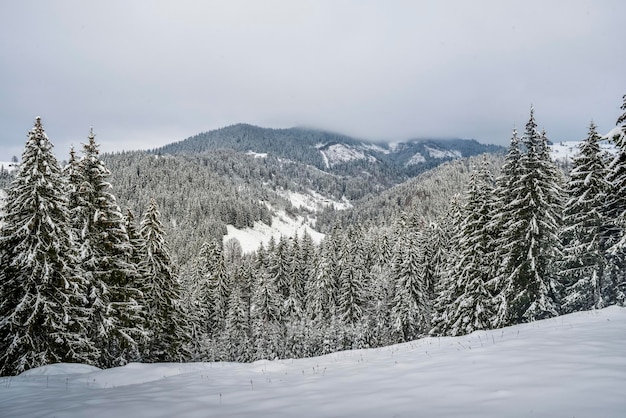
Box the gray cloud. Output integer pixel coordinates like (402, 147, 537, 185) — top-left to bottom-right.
(1, 0, 624, 160)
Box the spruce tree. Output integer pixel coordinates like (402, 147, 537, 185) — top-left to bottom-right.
(493, 109, 563, 325)
(71, 129, 146, 367)
(0, 117, 97, 375)
(390, 216, 431, 341)
(139, 198, 189, 362)
(431, 160, 495, 336)
(182, 241, 220, 359)
(251, 260, 283, 359)
(306, 229, 341, 324)
(560, 122, 612, 311)
(337, 227, 367, 327)
(430, 195, 463, 335)
(221, 267, 251, 362)
(605, 94, 626, 305)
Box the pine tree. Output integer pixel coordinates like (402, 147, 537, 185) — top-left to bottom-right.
(221, 266, 252, 362)
(306, 229, 341, 324)
(251, 259, 283, 359)
(430, 195, 463, 335)
(367, 229, 395, 347)
(337, 227, 367, 327)
(71, 129, 146, 368)
(492, 109, 563, 325)
(560, 122, 612, 311)
(390, 216, 431, 341)
(605, 94, 626, 305)
(208, 245, 231, 334)
(0, 117, 97, 375)
(182, 241, 220, 359)
(139, 198, 189, 362)
(431, 160, 495, 336)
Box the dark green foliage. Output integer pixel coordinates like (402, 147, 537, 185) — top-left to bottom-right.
(560, 122, 612, 311)
(71, 130, 147, 368)
(492, 109, 563, 325)
(431, 159, 496, 336)
(139, 199, 190, 362)
(0, 118, 97, 375)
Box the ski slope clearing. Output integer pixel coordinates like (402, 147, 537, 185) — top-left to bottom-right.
(1, 307, 624, 417)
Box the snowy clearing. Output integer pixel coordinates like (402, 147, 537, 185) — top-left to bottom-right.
(223, 209, 324, 254)
(425, 145, 462, 159)
(281, 189, 352, 213)
(550, 139, 618, 164)
(2, 306, 624, 418)
(320, 144, 369, 167)
(405, 152, 426, 166)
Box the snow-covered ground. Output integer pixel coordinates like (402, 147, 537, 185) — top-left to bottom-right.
(2, 307, 624, 418)
(550, 136, 619, 165)
(405, 152, 426, 166)
(282, 189, 352, 213)
(319, 144, 376, 168)
(223, 190, 352, 253)
(245, 151, 267, 159)
(425, 145, 462, 159)
(223, 210, 324, 253)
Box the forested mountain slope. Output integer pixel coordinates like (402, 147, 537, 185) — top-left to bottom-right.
(154, 124, 503, 180)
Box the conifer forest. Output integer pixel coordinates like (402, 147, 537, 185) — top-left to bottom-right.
(1, 96, 625, 376)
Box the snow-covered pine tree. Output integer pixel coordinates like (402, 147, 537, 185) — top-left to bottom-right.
(431, 159, 496, 336)
(492, 109, 563, 325)
(430, 195, 463, 335)
(306, 229, 341, 324)
(560, 122, 612, 312)
(0, 117, 97, 375)
(267, 236, 292, 306)
(337, 226, 367, 327)
(208, 244, 231, 335)
(72, 129, 147, 368)
(124, 208, 145, 271)
(251, 257, 283, 359)
(486, 129, 523, 326)
(139, 198, 190, 362)
(221, 266, 252, 362)
(181, 240, 219, 359)
(605, 94, 626, 305)
(390, 215, 431, 342)
(367, 229, 395, 347)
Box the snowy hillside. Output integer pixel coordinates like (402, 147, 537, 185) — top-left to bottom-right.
(223, 209, 324, 253)
(2, 307, 624, 418)
(550, 138, 618, 164)
(318, 143, 377, 168)
(425, 145, 462, 159)
(222, 190, 350, 253)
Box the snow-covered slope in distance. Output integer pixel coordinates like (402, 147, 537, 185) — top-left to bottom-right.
(2, 306, 624, 417)
(221, 190, 349, 253)
(550, 135, 619, 165)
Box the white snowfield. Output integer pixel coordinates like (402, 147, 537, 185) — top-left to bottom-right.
(1, 307, 624, 417)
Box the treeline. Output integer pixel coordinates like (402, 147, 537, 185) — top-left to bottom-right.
(1, 96, 625, 376)
(0, 121, 188, 375)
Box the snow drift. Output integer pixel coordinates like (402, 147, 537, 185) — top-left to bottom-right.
(1, 306, 624, 417)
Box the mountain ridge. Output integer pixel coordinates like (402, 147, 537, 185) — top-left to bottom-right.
(152, 123, 504, 178)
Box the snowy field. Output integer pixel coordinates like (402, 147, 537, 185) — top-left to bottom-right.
(1, 307, 624, 418)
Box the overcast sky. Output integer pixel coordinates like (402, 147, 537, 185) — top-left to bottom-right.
(1, 0, 624, 160)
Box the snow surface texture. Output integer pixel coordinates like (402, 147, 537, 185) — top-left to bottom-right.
(405, 152, 426, 166)
(223, 209, 324, 254)
(2, 307, 624, 417)
(425, 145, 462, 159)
(550, 137, 618, 165)
(222, 190, 350, 253)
